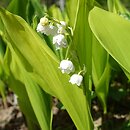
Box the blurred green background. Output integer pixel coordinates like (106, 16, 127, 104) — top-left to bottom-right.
(0, 0, 130, 9)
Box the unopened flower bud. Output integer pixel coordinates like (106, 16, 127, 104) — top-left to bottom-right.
(40, 17, 49, 26)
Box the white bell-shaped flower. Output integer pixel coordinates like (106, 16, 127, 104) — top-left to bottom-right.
(53, 34, 67, 50)
(69, 74, 83, 86)
(36, 17, 57, 36)
(37, 23, 57, 36)
(57, 21, 67, 34)
(36, 23, 47, 33)
(59, 60, 75, 74)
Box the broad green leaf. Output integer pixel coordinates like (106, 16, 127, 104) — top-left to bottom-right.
(29, 0, 45, 17)
(89, 7, 130, 77)
(92, 36, 108, 81)
(8, 74, 40, 128)
(3, 44, 41, 129)
(107, 0, 129, 72)
(66, 0, 78, 28)
(107, 0, 116, 12)
(10, 54, 52, 130)
(7, 0, 45, 23)
(92, 35, 110, 113)
(2, 35, 51, 130)
(0, 8, 93, 130)
(26, 0, 35, 25)
(71, 0, 93, 96)
(7, 0, 29, 20)
(48, 5, 64, 21)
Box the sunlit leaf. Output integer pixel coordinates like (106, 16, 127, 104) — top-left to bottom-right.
(2, 35, 52, 130)
(29, 0, 45, 17)
(8, 74, 40, 128)
(49, 5, 64, 21)
(89, 7, 130, 77)
(10, 54, 52, 130)
(66, 0, 78, 28)
(71, 0, 93, 97)
(7, 0, 29, 19)
(0, 8, 93, 130)
(92, 36, 110, 113)
(2, 48, 39, 128)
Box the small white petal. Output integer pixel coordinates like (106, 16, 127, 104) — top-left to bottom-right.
(59, 60, 75, 74)
(69, 74, 83, 86)
(60, 21, 67, 27)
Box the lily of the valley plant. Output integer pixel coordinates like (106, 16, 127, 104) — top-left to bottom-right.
(0, 0, 130, 130)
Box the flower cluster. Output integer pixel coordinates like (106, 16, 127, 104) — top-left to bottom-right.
(59, 59, 83, 86)
(36, 16, 83, 86)
(36, 16, 68, 50)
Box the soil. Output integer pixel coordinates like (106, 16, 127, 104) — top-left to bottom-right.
(0, 82, 130, 130)
(0, 92, 27, 130)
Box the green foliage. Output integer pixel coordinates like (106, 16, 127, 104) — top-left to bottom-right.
(0, 79, 6, 105)
(7, 0, 29, 19)
(92, 36, 110, 113)
(71, 0, 93, 95)
(66, 0, 78, 28)
(0, 6, 93, 130)
(0, 0, 130, 130)
(89, 6, 130, 78)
